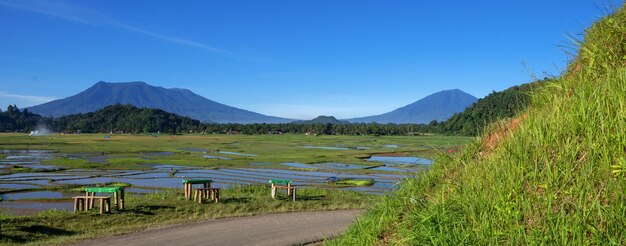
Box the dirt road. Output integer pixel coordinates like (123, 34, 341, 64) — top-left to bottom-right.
(73, 210, 363, 246)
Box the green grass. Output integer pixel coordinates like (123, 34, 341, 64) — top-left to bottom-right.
(42, 158, 100, 169)
(334, 179, 375, 186)
(328, 5, 626, 245)
(0, 134, 470, 171)
(0, 185, 372, 246)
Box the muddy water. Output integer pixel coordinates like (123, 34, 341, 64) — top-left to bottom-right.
(0, 200, 74, 215)
(313, 162, 369, 170)
(1, 191, 80, 200)
(367, 156, 433, 165)
(280, 162, 317, 169)
(0, 149, 426, 215)
(218, 151, 258, 157)
(0, 183, 41, 189)
(0, 150, 60, 171)
(203, 155, 232, 160)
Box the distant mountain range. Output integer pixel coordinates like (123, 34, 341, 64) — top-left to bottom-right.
(346, 89, 478, 124)
(294, 115, 349, 124)
(28, 81, 293, 124)
(28, 81, 476, 124)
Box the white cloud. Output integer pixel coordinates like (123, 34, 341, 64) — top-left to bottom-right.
(0, 91, 58, 108)
(0, 0, 231, 54)
(0, 92, 57, 102)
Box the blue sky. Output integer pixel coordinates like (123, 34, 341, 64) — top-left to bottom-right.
(0, 0, 619, 119)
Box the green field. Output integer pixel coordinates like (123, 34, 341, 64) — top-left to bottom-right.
(0, 133, 471, 171)
(0, 133, 471, 245)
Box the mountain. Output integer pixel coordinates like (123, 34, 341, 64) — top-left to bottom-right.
(28, 81, 293, 124)
(347, 89, 477, 124)
(295, 115, 349, 124)
(335, 6, 626, 244)
(55, 104, 203, 133)
(441, 79, 550, 136)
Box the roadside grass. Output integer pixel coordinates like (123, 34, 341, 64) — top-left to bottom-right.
(0, 185, 372, 246)
(328, 6, 626, 245)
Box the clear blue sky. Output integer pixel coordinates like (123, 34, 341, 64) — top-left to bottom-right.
(0, 0, 620, 119)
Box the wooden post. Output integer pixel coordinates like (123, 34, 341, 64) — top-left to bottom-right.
(85, 192, 89, 209)
(74, 197, 79, 212)
(91, 192, 95, 209)
(113, 191, 118, 209)
(292, 188, 296, 202)
(120, 189, 125, 210)
(287, 183, 292, 196)
(187, 183, 192, 200)
(99, 198, 105, 214)
(214, 189, 219, 203)
(86, 192, 93, 209)
(184, 183, 188, 199)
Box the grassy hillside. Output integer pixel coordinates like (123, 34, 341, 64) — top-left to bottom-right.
(441, 79, 548, 136)
(329, 5, 626, 245)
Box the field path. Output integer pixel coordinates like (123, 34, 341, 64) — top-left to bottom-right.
(72, 209, 363, 246)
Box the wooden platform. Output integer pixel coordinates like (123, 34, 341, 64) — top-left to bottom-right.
(183, 179, 212, 200)
(269, 179, 297, 201)
(73, 195, 111, 214)
(193, 188, 220, 203)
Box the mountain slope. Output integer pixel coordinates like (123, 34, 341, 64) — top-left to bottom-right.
(28, 81, 293, 124)
(441, 79, 550, 136)
(294, 115, 348, 124)
(54, 104, 202, 133)
(347, 89, 477, 124)
(331, 5, 626, 245)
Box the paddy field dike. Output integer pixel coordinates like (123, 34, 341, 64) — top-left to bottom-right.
(0, 133, 470, 245)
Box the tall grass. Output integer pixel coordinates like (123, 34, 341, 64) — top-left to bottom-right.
(329, 4, 626, 245)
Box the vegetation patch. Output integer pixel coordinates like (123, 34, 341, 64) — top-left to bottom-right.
(0, 185, 372, 246)
(43, 158, 100, 169)
(333, 179, 375, 186)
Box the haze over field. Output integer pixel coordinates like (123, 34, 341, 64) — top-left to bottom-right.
(0, 0, 607, 119)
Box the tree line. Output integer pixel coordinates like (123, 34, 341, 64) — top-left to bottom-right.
(0, 104, 439, 135)
(0, 80, 544, 136)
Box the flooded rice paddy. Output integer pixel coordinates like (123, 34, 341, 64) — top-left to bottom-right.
(301, 145, 350, 150)
(0, 149, 432, 215)
(218, 151, 258, 156)
(367, 156, 433, 165)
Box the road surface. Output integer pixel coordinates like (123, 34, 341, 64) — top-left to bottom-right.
(73, 210, 363, 246)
